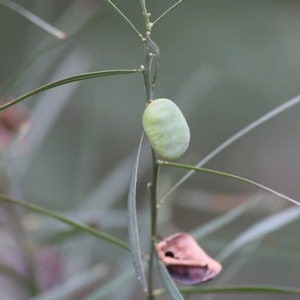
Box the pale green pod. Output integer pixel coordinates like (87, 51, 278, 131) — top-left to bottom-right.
(142, 98, 190, 160)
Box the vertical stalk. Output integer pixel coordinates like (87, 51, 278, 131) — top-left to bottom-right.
(139, 0, 152, 30)
(141, 25, 159, 300)
(142, 38, 155, 101)
(139, 2, 159, 298)
(147, 149, 159, 300)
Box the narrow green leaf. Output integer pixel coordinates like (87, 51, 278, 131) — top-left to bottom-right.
(0, 69, 141, 111)
(157, 161, 300, 207)
(127, 133, 148, 294)
(157, 260, 184, 300)
(105, 0, 142, 38)
(0, 0, 66, 39)
(158, 93, 300, 207)
(0, 194, 130, 252)
(153, 285, 300, 296)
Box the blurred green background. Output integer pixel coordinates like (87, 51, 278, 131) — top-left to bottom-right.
(1, 0, 300, 299)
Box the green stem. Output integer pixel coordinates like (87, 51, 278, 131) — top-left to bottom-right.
(139, 5, 160, 298)
(152, 0, 184, 26)
(139, 0, 152, 30)
(140, 21, 159, 299)
(105, 0, 143, 38)
(142, 39, 154, 101)
(147, 149, 159, 300)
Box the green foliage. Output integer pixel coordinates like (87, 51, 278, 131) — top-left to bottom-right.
(1, 1, 300, 300)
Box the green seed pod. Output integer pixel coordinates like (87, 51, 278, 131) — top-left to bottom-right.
(142, 98, 190, 160)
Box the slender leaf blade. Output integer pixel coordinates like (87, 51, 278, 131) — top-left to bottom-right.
(0, 69, 141, 111)
(158, 93, 300, 207)
(157, 161, 300, 207)
(127, 133, 148, 294)
(0, 194, 130, 252)
(154, 285, 300, 296)
(157, 260, 184, 300)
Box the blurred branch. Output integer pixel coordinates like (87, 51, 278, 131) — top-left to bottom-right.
(0, 0, 65, 39)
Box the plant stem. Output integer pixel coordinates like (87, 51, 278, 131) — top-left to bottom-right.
(140, 20, 159, 298)
(152, 0, 185, 26)
(105, 0, 143, 38)
(142, 39, 154, 101)
(147, 149, 159, 300)
(139, 0, 152, 30)
(139, 4, 160, 298)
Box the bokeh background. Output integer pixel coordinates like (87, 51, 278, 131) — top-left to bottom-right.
(1, 0, 300, 299)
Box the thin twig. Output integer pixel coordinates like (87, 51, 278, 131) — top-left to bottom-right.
(153, 0, 185, 26)
(105, 0, 143, 38)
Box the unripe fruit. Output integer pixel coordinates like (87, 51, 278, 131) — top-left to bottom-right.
(142, 98, 190, 160)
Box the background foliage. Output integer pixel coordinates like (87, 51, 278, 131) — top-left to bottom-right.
(1, 0, 300, 299)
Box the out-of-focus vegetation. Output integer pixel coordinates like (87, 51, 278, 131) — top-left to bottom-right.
(0, 1, 300, 299)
